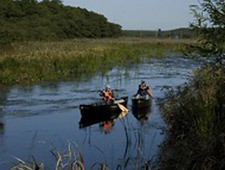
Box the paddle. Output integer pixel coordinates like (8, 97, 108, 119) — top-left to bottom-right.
(147, 89, 153, 98)
(118, 111, 128, 119)
(114, 100, 129, 113)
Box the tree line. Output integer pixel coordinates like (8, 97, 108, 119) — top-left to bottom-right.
(122, 28, 196, 39)
(0, 0, 122, 45)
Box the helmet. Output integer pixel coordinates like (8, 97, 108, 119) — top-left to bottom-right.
(105, 84, 111, 89)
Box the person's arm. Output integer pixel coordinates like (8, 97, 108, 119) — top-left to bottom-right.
(111, 91, 115, 100)
(100, 90, 106, 97)
(147, 87, 153, 97)
(135, 89, 140, 96)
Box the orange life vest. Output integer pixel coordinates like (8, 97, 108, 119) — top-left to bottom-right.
(102, 89, 113, 101)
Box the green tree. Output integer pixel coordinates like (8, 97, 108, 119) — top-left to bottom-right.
(0, 0, 122, 46)
(191, 0, 225, 65)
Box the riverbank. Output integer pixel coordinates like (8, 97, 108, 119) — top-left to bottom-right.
(160, 66, 225, 169)
(0, 38, 193, 84)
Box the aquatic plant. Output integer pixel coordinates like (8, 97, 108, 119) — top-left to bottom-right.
(10, 156, 44, 170)
(11, 143, 88, 170)
(0, 38, 192, 84)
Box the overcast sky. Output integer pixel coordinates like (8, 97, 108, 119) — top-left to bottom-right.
(63, 0, 198, 31)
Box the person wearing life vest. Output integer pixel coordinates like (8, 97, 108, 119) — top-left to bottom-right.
(136, 80, 152, 98)
(100, 85, 115, 102)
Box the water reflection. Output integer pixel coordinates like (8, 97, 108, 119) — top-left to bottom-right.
(0, 122, 4, 135)
(132, 106, 152, 125)
(80, 111, 128, 133)
(99, 119, 115, 134)
(0, 85, 8, 136)
(79, 111, 119, 128)
(99, 111, 128, 134)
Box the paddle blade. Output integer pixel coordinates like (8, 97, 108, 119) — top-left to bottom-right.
(118, 111, 128, 119)
(117, 103, 129, 113)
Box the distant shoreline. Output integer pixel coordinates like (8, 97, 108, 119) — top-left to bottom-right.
(122, 28, 195, 39)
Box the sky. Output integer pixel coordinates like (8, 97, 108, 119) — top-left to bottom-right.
(63, 0, 198, 31)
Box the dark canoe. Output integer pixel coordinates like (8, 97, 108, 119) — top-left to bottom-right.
(79, 96, 128, 117)
(132, 95, 152, 109)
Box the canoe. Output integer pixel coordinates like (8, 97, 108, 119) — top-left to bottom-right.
(132, 95, 152, 109)
(79, 106, 128, 128)
(79, 96, 128, 117)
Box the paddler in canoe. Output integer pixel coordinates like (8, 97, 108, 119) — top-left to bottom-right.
(135, 80, 153, 98)
(99, 85, 115, 103)
(100, 84, 129, 112)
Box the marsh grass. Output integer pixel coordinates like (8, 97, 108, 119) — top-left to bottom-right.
(10, 142, 99, 170)
(11, 156, 44, 170)
(160, 66, 225, 170)
(0, 38, 193, 84)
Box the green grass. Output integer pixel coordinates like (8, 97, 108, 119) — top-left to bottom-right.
(0, 38, 193, 84)
(159, 66, 225, 170)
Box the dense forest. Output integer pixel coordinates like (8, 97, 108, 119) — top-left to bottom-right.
(0, 0, 122, 45)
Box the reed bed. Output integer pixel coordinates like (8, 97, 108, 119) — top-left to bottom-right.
(159, 66, 225, 170)
(0, 38, 193, 84)
(11, 143, 89, 170)
(10, 140, 153, 170)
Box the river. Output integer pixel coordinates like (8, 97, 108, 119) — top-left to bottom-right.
(0, 56, 202, 169)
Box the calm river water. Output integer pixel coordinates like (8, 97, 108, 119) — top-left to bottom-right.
(0, 56, 201, 169)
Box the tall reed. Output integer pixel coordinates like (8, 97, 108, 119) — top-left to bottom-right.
(0, 38, 192, 84)
(11, 143, 86, 170)
(160, 66, 225, 170)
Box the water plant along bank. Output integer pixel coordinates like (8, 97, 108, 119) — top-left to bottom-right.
(0, 38, 192, 84)
(160, 66, 225, 170)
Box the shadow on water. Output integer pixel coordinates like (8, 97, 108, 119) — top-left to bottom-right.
(80, 111, 128, 134)
(79, 111, 121, 129)
(0, 122, 4, 136)
(0, 85, 9, 136)
(131, 94, 153, 125)
(132, 105, 153, 125)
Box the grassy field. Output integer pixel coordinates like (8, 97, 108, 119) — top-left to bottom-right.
(0, 38, 193, 84)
